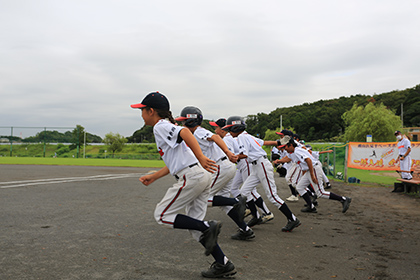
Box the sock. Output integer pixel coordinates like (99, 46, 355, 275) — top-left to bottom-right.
(212, 195, 237, 206)
(308, 184, 315, 194)
(301, 192, 314, 208)
(173, 214, 207, 232)
(255, 197, 270, 215)
(227, 209, 247, 231)
(279, 203, 295, 221)
(288, 184, 298, 196)
(247, 199, 260, 218)
(210, 244, 226, 264)
(198, 240, 226, 264)
(329, 193, 343, 201)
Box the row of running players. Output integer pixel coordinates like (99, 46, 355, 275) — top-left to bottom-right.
(176, 106, 352, 242)
(133, 93, 351, 278)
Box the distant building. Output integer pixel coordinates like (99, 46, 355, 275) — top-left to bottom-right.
(405, 127, 420, 142)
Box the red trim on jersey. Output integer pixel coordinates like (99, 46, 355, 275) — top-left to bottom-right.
(159, 175, 187, 225)
(260, 161, 284, 206)
(311, 168, 329, 198)
(293, 169, 302, 186)
(210, 165, 221, 189)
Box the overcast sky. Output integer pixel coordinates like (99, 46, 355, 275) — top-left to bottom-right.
(1, 0, 419, 138)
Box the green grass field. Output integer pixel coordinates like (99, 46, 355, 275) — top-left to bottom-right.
(0, 157, 166, 168)
(0, 156, 398, 187)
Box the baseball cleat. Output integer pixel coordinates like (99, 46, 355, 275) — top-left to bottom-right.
(260, 213, 274, 224)
(301, 206, 317, 213)
(244, 209, 252, 217)
(247, 216, 262, 227)
(286, 195, 299, 202)
(282, 218, 301, 232)
(201, 260, 237, 278)
(231, 228, 255, 240)
(342, 197, 352, 213)
(200, 220, 222, 256)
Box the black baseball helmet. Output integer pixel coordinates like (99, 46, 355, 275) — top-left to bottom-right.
(222, 116, 246, 133)
(175, 106, 203, 127)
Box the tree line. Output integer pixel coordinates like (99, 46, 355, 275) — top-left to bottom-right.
(2, 84, 418, 146)
(1, 126, 102, 145)
(128, 83, 419, 143)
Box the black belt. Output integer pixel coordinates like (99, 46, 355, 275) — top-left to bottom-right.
(218, 156, 227, 162)
(251, 155, 267, 165)
(174, 163, 198, 180)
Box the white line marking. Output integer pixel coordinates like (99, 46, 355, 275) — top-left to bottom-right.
(0, 173, 144, 189)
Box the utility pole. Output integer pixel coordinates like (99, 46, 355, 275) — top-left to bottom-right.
(280, 115, 283, 131)
(401, 103, 404, 128)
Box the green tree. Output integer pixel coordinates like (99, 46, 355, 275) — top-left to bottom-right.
(128, 126, 155, 143)
(103, 132, 128, 157)
(342, 102, 401, 142)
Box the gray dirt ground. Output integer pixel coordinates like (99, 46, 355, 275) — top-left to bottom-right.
(1, 164, 420, 280)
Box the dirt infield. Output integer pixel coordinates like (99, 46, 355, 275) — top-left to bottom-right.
(1, 165, 420, 279)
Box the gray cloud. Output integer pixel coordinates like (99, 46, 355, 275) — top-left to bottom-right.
(1, 0, 419, 138)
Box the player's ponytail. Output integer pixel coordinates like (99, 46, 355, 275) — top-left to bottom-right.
(155, 108, 176, 124)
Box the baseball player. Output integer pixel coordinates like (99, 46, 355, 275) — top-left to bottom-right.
(276, 131, 301, 202)
(211, 119, 274, 226)
(131, 92, 236, 278)
(275, 136, 351, 214)
(223, 116, 301, 232)
(395, 130, 413, 180)
(175, 108, 253, 240)
(305, 144, 333, 189)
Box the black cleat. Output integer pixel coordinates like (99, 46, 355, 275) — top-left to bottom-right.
(282, 218, 301, 232)
(201, 260, 237, 278)
(301, 206, 317, 213)
(304, 196, 318, 207)
(199, 221, 222, 256)
(233, 196, 247, 223)
(342, 197, 352, 213)
(231, 228, 255, 240)
(325, 182, 332, 189)
(247, 216, 262, 227)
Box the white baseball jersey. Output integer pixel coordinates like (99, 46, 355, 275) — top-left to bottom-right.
(193, 127, 235, 209)
(153, 119, 197, 175)
(397, 137, 413, 179)
(237, 131, 266, 162)
(237, 132, 287, 209)
(152, 119, 212, 240)
(223, 133, 236, 153)
(194, 127, 225, 161)
(279, 149, 292, 170)
(271, 146, 280, 156)
(397, 138, 411, 156)
(287, 147, 316, 171)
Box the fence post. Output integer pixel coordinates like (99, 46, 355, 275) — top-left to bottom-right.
(344, 143, 349, 182)
(10, 127, 13, 157)
(333, 145, 336, 177)
(43, 127, 46, 157)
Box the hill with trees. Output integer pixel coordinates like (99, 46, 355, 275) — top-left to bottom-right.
(245, 84, 420, 141)
(127, 84, 419, 143)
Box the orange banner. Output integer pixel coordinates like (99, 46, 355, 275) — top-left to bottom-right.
(347, 142, 420, 171)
